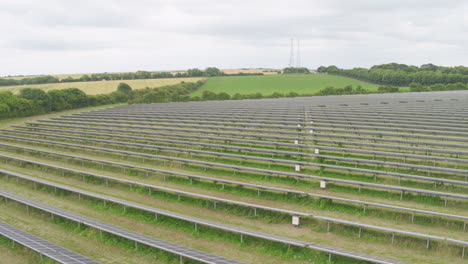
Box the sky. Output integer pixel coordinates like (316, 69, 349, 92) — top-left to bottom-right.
(0, 0, 467, 76)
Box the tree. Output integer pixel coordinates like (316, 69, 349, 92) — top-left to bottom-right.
(0, 103, 10, 118)
(271, 92, 284, 98)
(117, 82, 132, 94)
(79, 75, 91, 82)
(48, 88, 88, 111)
(409, 82, 427, 92)
(217, 92, 231, 100)
(378, 86, 399, 93)
(318, 63, 468, 86)
(283, 67, 310, 74)
(18, 88, 51, 111)
(135, 71, 152, 79)
(187, 68, 204, 77)
(201, 91, 217, 100)
(204, 67, 223, 77)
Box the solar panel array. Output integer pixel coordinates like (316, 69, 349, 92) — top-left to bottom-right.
(0, 170, 407, 264)
(0, 90, 467, 263)
(0, 190, 242, 264)
(0, 221, 99, 264)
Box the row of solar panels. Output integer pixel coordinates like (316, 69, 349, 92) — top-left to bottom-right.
(0, 189, 243, 264)
(4, 130, 467, 192)
(49, 116, 468, 141)
(83, 105, 468, 120)
(18, 123, 468, 159)
(2, 151, 466, 226)
(94, 100, 466, 112)
(30, 119, 468, 150)
(2, 133, 467, 197)
(1, 140, 466, 205)
(5, 130, 467, 179)
(2, 159, 467, 248)
(54, 116, 468, 142)
(93, 105, 468, 122)
(72, 109, 468, 127)
(0, 172, 408, 264)
(0, 221, 99, 264)
(65, 113, 468, 133)
(11, 126, 468, 165)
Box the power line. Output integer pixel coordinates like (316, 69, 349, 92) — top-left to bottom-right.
(289, 38, 295, 67)
(296, 37, 301, 68)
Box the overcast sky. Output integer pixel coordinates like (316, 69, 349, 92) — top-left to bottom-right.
(1, 0, 467, 76)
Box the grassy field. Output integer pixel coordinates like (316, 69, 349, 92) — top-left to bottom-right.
(191, 74, 388, 96)
(0, 77, 204, 95)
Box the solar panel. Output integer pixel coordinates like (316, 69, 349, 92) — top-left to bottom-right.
(1, 168, 467, 251)
(0, 191, 243, 264)
(0, 221, 99, 264)
(1, 141, 467, 203)
(1, 134, 467, 194)
(0, 188, 408, 264)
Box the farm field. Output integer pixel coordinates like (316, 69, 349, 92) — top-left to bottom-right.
(1, 68, 276, 81)
(0, 77, 204, 95)
(0, 90, 467, 264)
(191, 74, 400, 96)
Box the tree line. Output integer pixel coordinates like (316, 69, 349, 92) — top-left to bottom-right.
(196, 81, 468, 101)
(317, 63, 468, 86)
(282, 67, 310, 74)
(0, 80, 206, 119)
(0, 67, 263, 87)
(3, 76, 466, 120)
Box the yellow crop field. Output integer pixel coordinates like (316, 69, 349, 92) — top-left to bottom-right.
(0, 77, 204, 95)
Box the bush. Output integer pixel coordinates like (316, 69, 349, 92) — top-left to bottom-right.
(0, 103, 10, 118)
(283, 67, 310, 74)
(271, 92, 284, 98)
(18, 88, 51, 110)
(378, 86, 400, 93)
(117, 83, 132, 94)
(409, 82, 429, 92)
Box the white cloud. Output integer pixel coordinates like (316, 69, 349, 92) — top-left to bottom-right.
(0, 0, 467, 76)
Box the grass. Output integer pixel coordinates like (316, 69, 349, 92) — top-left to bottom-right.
(0, 77, 204, 95)
(191, 74, 404, 97)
